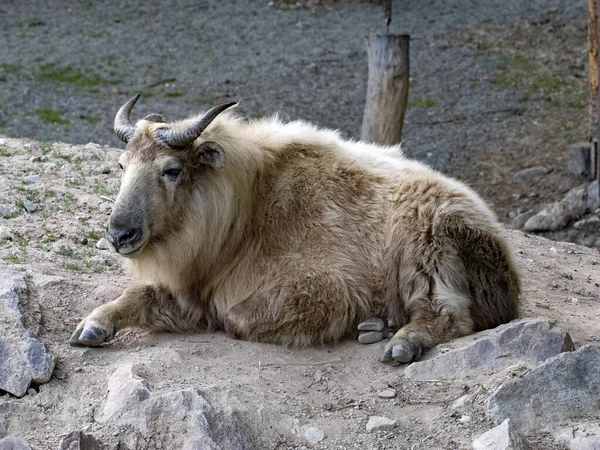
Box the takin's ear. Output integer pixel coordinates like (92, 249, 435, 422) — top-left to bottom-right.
(197, 141, 226, 170)
(143, 114, 166, 123)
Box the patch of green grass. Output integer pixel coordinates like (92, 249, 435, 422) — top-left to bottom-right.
(56, 245, 75, 257)
(65, 262, 80, 271)
(138, 90, 154, 98)
(41, 225, 56, 244)
(86, 230, 101, 240)
(59, 193, 77, 213)
(82, 114, 101, 124)
(1, 63, 21, 73)
(91, 31, 107, 38)
(93, 180, 113, 196)
(408, 96, 440, 108)
(27, 18, 46, 27)
(36, 108, 69, 125)
(36, 63, 106, 87)
(0, 145, 10, 157)
(8, 253, 21, 264)
(52, 151, 73, 163)
(39, 141, 53, 153)
(165, 91, 183, 98)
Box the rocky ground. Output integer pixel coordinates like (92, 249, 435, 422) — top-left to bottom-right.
(1, 0, 600, 449)
(0, 135, 600, 449)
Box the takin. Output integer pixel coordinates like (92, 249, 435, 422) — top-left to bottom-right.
(69, 95, 521, 365)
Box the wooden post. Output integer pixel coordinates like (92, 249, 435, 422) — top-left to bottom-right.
(361, 34, 410, 146)
(589, 0, 600, 181)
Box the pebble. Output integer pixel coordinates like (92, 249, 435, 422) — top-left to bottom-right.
(27, 388, 37, 397)
(23, 174, 40, 184)
(377, 388, 396, 399)
(358, 318, 385, 332)
(23, 201, 38, 213)
(0, 226, 13, 241)
(366, 416, 396, 433)
(358, 331, 383, 344)
(96, 238, 110, 250)
(304, 427, 325, 444)
(28, 155, 42, 163)
(459, 415, 471, 424)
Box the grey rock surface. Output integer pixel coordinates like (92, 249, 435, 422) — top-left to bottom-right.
(587, 180, 600, 211)
(472, 419, 529, 450)
(96, 364, 255, 449)
(404, 318, 574, 381)
(0, 437, 32, 450)
(573, 215, 600, 231)
(57, 431, 103, 450)
(304, 427, 325, 444)
(555, 423, 600, 450)
(366, 416, 396, 433)
(511, 210, 538, 230)
(0, 263, 55, 397)
(524, 185, 588, 232)
(486, 345, 600, 433)
(0, 425, 5, 439)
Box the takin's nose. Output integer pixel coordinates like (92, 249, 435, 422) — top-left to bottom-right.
(106, 227, 142, 251)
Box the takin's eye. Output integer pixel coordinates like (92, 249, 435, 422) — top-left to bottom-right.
(163, 167, 182, 180)
(119, 163, 124, 170)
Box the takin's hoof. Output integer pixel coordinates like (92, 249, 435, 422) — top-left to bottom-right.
(380, 338, 422, 365)
(69, 322, 116, 347)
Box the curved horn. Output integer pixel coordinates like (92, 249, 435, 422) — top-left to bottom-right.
(157, 101, 237, 148)
(114, 94, 141, 143)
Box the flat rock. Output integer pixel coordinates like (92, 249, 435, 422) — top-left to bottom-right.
(22, 201, 37, 213)
(366, 416, 396, 433)
(0, 263, 55, 397)
(573, 215, 600, 231)
(404, 318, 573, 381)
(524, 184, 587, 232)
(0, 226, 12, 241)
(22, 174, 40, 184)
(486, 345, 600, 433)
(513, 166, 550, 182)
(555, 422, 600, 450)
(358, 318, 385, 332)
(304, 427, 325, 444)
(96, 364, 255, 449)
(57, 431, 103, 450)
(472, 419, 529, 450)
(0, 437, 32, 450)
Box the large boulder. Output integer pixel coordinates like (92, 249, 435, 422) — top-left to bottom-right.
(404, 319, 574, 381)
(472, 419, 529, 450)
(96, 364, 256, 449)
(486, 345, 600, 433)
(0, 263, 55, 397)
(524, 184, 587, 232)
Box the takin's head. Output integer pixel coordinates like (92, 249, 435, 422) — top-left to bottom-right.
(106, 95, 237, 258)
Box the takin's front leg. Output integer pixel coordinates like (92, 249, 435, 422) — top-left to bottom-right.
(69, 284, 202, 347)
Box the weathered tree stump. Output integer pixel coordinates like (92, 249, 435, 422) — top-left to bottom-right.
(361, 33, 410, 146)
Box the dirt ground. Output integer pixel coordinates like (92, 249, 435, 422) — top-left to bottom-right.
(0, 134, 599, 450)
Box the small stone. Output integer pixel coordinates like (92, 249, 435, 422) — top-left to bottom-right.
(358, 331, 383, 344)
(0, 424, 5, 439)
(524, 184, 587, 232)
(459, 415, 471, 424)
(366, 416, 396, 433)
(100, 166, 111, 174)
(358, 318, 385, 332)
(57, 431, 103, 450)
(304, 427, 324, 444)
(23, 174, 40, 184)
(313, 370, 322, 383)
(28, 155, 42, 163)
(567, 143, 591, 177)
(472, 419, 529, 450)
(75, 367, 83, 373)
(450, 394, 471, 410)
(0, 436, 32, 450)
(27, 388, 36, 397)
(95, 238, 110, 250)
(22, 201, 37, 213)
(377, 388, 396, 399)
(0, 226, 13, 241)
(80, 237, 88, 245)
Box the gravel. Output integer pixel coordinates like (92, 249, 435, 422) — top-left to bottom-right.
(0, 0, 585, 160)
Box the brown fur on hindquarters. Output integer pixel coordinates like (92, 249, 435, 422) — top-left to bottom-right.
(71, 97, 521, 364)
